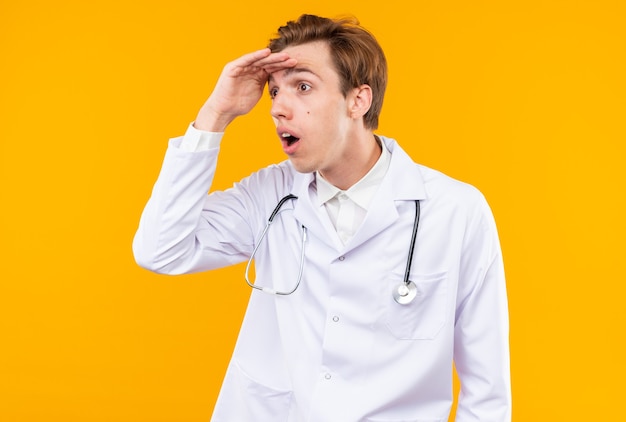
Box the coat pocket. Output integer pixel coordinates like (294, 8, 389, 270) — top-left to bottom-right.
(231, 360, 293, 421)
(384, 271, 448, 340)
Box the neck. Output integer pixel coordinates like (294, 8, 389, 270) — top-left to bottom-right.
(319, 132, 382, 190)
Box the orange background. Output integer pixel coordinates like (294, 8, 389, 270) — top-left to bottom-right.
(1, 0, 625, 420)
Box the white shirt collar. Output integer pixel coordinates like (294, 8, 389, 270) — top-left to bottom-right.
(316, 138, 391, 210)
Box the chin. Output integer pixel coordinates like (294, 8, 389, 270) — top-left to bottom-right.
(288, 158, 315, 174)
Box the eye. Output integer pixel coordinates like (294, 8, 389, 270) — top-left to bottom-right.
(297, 83, 311, 93)
(269, 87, 278, 99)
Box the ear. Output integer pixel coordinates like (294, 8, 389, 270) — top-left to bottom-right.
(348, 84, 373, 120)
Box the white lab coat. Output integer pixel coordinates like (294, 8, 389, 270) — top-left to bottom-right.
(133, 136, 511, 422)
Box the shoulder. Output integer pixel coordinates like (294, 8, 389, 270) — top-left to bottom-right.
(243, 160, 296, 188)
(382, 136, 493, 227)
(418, 164, 486, 205)
(382, 135, 487, 206)
(232, 160, 303, 209)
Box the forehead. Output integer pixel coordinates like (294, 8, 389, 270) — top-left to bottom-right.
(281, 40, 331, 62)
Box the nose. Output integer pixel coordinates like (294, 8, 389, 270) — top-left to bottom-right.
(270, 92, 293, 120)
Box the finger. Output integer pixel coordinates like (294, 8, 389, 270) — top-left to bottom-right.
(262, 57, 298, 74)
(251, 51, 292, 66)
(234, 48, 272, 66)
(229, 50, 292, 77)
(231, 54, 295, 80)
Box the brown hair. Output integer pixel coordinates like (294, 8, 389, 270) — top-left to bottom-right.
(268, 14, 387, 130)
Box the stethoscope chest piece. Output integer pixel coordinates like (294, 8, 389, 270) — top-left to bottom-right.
(393, 281, 418, 305)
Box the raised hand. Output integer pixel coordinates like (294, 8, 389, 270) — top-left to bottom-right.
(194, 48, 297, 132)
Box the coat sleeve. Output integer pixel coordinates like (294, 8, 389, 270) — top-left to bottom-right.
(453, 196, 512, 421)
(132, 137, 258, 275)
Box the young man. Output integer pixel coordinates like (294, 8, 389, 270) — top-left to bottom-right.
(134, 14, 511, 422)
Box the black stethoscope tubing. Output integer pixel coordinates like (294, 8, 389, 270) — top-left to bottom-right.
(404, 200, 421, 288)
(393, 200, 421, 305)
(268, 194, 298, 222)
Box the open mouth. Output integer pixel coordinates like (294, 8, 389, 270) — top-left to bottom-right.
(281, 132, 300, 146)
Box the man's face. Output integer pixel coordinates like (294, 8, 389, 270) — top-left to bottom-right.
(268, 41, 357, 175)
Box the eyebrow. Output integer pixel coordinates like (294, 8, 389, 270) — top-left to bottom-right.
(268, 66, 322, 83)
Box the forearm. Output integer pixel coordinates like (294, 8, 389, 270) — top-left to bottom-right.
(132, 135, 222, 274)
(453, 252, 511, 421)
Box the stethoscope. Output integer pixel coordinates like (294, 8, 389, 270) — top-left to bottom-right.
(244, 194, 421, 305)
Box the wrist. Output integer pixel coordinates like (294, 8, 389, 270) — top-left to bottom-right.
(194, 104, 235, 132)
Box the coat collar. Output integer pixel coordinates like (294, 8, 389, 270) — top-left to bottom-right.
(288, 137, 427, 253)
